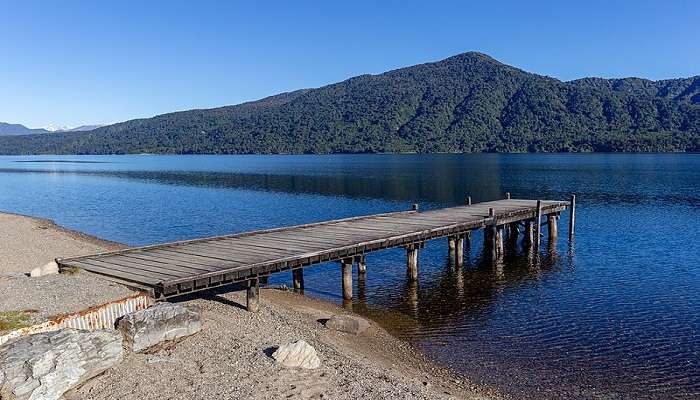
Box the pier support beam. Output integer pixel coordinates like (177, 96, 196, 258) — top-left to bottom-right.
(448, 236, 456, 263)
(455, 236, 464, 268)
(524, 220, 534, 248)
(356, 255, 367, 274)
(507, 222, 520, 249)
(341, 258, 353, 300)
(406, 244, 419, 281)
(486, 208, 498, 261)
(495, 226, 504, 257)
(548, 214, 558, 242)
(569, 194, 576, 241)
(292, 268, 304, 293)
(534, 200, 542, 250)
(246, 278, 260, 312)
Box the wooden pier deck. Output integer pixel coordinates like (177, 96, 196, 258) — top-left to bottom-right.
(57, 198, 572, 306)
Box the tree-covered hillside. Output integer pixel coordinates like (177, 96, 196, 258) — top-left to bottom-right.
(1, 52, 698, 154)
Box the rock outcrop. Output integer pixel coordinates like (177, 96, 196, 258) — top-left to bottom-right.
(324, 314, 370, 335)
(0, 328, 123, 400)
(271, 340, 321, 369)
(117, 303, 201, 353)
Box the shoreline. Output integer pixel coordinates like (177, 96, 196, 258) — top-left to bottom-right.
(0, 211, 502, 399)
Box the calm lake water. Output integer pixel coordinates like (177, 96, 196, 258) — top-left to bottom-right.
(1, 154, 698, 399)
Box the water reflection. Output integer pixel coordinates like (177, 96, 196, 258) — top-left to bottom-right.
(354, 242, 563, 340)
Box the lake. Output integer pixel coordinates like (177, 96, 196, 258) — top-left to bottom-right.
(0, 153, 698, 399)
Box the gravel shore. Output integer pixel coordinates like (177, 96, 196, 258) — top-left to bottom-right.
(68, 289, 500, 400)
(1, 211, 502, 399)
(0, 212, 135, 325)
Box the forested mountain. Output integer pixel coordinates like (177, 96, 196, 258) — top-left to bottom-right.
(1, 52, 698, 154)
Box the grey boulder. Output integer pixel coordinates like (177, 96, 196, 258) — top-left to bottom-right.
(0, 328, 123, 400)
(272, 340, 321, 369)
(117, 303, 201, 353)
(325, 314, 370, 335)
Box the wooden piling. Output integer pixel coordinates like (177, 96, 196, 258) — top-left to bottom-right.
(455, 236, 464, 268)
(341, 258, 353, 300)
(407, 245, 419, 281)
(548, 214, 558, 241)
(448, 236, 456, 262)
(495, 226, 504, 256)
(569, 194, 576, 241)
(534, 200, 542, 249)
(507, 222, 519, 248)
(357, 255, 367, 274)
(506, 192, 511, 199)
(292, 268, 304, 293)
(489, 208, 497, 260)
(246, 278, 260, 312)
(524, 220, 534, 247)
(467, 196, 472, 206)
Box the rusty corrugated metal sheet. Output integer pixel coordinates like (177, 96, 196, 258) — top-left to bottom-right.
(0, 292, 153, 346)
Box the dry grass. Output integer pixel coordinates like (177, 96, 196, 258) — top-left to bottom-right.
(0, 309, 37, 332)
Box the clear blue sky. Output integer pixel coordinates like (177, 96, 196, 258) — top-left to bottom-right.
(2, 0, 699, 128)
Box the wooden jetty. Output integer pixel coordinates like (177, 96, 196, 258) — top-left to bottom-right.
(57, 197, 575, 310)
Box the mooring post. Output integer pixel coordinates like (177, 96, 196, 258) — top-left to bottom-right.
(467, 196, 472, 206)
(506, 192, 511, 199)
(569, 194, 576, 241)
(534, 200, 542, 249)
(412, 203, 419, 211)
(455, 236, 464, 268)
(341, 258, 353, 300)
(548, 214, 558, 242)
(246, 277, 260, 312)
(292, 268, 304, 293)
(406, 244, 419, 281)
(357, 255, 367, 274)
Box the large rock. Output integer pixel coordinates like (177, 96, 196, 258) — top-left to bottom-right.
(29, 261, 59, 277)
(325, 314, 370, 335)
(0, 328, 123, 400)
(272, 340, 321, 369)
(117, 303, 201, 353)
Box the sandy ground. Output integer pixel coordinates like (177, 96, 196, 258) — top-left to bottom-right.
(0, 212, 135, 325)
(1, 211, 502, 399)
(0, 211, 124, 274)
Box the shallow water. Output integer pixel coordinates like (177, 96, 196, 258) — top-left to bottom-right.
(0, 153, 698, 399)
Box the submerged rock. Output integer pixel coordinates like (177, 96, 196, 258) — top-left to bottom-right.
(0, 328, 123, 400)
(325, 314, 370, 335)
(118, 303, 202, 353)
(29, 261, 59, 277)
(272, 340, 321, 369)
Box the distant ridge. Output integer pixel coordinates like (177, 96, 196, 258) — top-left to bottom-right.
(0, 122, 104, 136)
(0, 122, 49, 136)
(1, 52, 698, 154)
